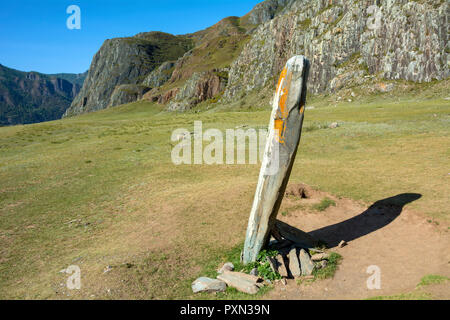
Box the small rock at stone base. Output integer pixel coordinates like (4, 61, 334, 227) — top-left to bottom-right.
(299, 249, 315, 276)
(250, 268, 258, 276)
(338, 240, 347, 248)
(217, 262, 234, 274)
(311, 253, 330, 261)
(192, 277, 226, 293)
(217, 272, 259, 294)
(276, 254, 289, 278)
(288, 248, 301, 277)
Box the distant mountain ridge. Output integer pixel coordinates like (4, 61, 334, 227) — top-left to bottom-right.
(0, 64, 85, 125)
(63, 0, 448, 117)
(3, 0, 447, 122)
(49, 71, 88, 86)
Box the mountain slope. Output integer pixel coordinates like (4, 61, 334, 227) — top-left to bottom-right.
(0, 64, 82, 125)
(49, 71, 88, 86)
(63, 0, 448, 116)
(224, 0, 449, 99)
(63, 32, 193, 117)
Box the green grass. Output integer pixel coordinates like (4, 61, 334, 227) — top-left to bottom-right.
(0, 80, 448, 299)
(312, 197, 336, 212)
(312, 252, 342, 280)
(417, 274, 449, 287)
(367, 291, 432, 300)
(368, 274, 449, 300)
(297, 252, 342, 286)
(241, 250, 282, 281)
(194, 244, 276, 300)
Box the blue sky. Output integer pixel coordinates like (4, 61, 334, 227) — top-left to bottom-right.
(0, 0, 261, 74)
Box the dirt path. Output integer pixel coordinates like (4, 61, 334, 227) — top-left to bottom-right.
(265, 184, 450, 300)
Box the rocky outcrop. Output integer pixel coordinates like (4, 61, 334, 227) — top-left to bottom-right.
(142, 61, 175, 88)
(0, 64, 81, 125)
(109, 84, 151, 108)
(61, 0, 448, 116)
(224, 0, 449, 99)
(243, 0, 295, 25)
(64, 32, 192, 117)
(166, 70, 228, 111)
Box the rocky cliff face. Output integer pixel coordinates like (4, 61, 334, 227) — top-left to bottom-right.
(224, 0, 448, 99)
(243, 0, 296, 25)
(0, 64, 81, 125)
(141, 16, 251, 111)
(64, 0, 448, 116)
(64, 32, 193, 117)
(142, 61, 176, 88)
(164, 70, 229, 111)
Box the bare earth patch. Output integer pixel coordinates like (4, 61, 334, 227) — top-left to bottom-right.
(266, 184, 450, 300)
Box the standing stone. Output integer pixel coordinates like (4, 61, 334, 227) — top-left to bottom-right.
(299, 249, 315, 276)
(242, 55, 310, 264)
(288, 248, 301, 277)
(192, 277, 227, 293)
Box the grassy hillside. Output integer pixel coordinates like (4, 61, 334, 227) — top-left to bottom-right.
(0, 81, 448, 299)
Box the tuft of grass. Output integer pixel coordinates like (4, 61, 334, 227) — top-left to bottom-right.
(242, 249, 282, 281)
(417, 274, 449, 287)
(367, 292, 432, 300)
(312, 252, 342, 280)
(368, 274, 449, 300)
(297, 251, 342, 285)
(312, 197, 336, 212)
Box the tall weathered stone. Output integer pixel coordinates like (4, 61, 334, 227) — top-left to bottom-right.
(242, 55, 310, 264)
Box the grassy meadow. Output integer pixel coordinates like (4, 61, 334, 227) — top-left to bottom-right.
(0, 80, 449, 299)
